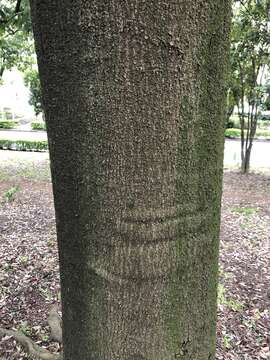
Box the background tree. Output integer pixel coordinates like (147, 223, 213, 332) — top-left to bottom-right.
(0, 0, 33, 80)
(229, 0, 270, 173)
(261, 79, 270, 111)
(24, 68, 43, 116)
(29, 1, 231, 359)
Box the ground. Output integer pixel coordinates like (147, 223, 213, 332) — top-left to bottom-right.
(0, 151, 269, 359)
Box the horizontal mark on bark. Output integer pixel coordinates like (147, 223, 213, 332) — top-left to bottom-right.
(117, 209, 209, 245)
(121, 204, 199, 224)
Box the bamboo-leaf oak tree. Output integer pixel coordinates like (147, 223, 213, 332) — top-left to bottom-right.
(30, 1, 231, 359)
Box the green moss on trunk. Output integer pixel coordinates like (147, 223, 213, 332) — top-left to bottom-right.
(30, 1, 232, 359)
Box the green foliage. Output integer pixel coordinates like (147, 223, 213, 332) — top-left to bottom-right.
(223, 335, 232, 350)
(0, 120, 18, 129)
(261, 79, 270, 111)
(24, 69, 43, 115)
(226, 120, 235, 128)
(0, 138, 48, 151)
(232, 206, 260, 215)
(18, 321, 32, 336)
(229, 115, 270, 129)
(228, 0, 270, 171)
(3, 185, 19, 202)
(225, 128, 270, 138)
(258, 119, 270, 128)
(254, 129, 270, 137)
(31, 121, 46, 130)
(218, 284, 243, 312)
(0, 0, 34, 78)
(225, 128, 241, 138)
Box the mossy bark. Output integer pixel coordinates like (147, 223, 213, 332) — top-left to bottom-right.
(30, 1, 231, 359)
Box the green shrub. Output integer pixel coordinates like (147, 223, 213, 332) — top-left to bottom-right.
(0, 139, 48, 152)
(0, 120, 18, 129)
(257, 120, 270, 129)
(24, 69, 43, 116)
(225, 128, 270, 139)
(31, 121, 46, 130)
(256, 129, 270, 138)
(225, 128, 241, 138)
(226, 120, 235, 129)
(5, 112, 13, 120)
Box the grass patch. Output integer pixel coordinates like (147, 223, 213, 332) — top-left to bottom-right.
(0, 161, 51, 182)
(231, 206, 260, 216)
(0, 152, 51, 182)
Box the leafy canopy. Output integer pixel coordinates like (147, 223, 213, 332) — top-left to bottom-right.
(0, 0, 34, 78)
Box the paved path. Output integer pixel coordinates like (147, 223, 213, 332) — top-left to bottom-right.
(0, 149, 49, 162)
(0, 129, 47, 141)
(0, 134, 270, 169)
(224, 139, 270, 168)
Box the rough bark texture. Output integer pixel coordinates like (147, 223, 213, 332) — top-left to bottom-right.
(30, 1, 231, 359)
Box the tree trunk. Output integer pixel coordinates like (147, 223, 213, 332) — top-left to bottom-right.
(0, 66, 4, 79)
(241, 146, 252, 174)
(30, 1, 231, 359)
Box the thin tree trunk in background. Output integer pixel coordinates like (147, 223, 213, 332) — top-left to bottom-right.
(0, 66, 4, 78)
(30, 1, 231, 359)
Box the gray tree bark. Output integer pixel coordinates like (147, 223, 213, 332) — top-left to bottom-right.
(30, 1, 231, 359)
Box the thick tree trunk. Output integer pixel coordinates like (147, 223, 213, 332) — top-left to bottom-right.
(30, 1, 231, 359)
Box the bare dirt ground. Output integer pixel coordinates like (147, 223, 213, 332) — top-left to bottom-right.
(0, 152, 269, 359)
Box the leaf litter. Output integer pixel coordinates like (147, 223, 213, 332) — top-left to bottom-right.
(0, 158, 269, 359)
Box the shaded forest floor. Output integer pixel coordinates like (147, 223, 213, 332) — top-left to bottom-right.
(0, 151, 269, 359)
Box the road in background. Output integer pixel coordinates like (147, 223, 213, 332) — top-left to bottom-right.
(224, 139, 270, 168)
(0, 134, 269, 169)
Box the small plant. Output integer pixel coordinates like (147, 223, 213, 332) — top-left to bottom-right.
(18, 321, 32, 336)
(3, 186, 19, 202)
(223, 334, 232, 349)
(47, 238, 55, 247)
(218, 284, 243, 312)
(39, 286, 53, 302)
(226, 298, 243, 312)
(19, 255, 29, 265)
(40, 333, 50, 342)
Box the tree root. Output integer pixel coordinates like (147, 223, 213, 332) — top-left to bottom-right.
(0, 306, 63, 360)
(48, 306, 62, 343)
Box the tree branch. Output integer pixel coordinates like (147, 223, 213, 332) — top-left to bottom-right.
(15, 0, 22, 14)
